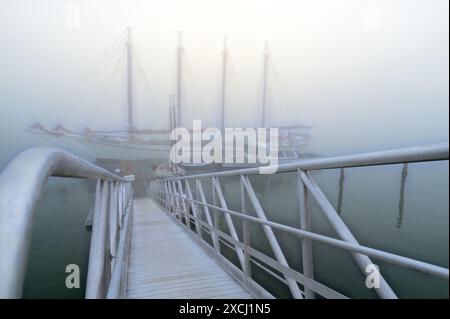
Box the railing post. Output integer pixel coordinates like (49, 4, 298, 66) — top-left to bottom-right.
(117, 182, 123, 228)
(162, 181, 167, 210)
(195, 178, 220, 252)
(163, 181, 166, 207)
(171, 180, 181, 219)
(212, 177, 245, 269)
(241, 175, 252, 280)
(109, 182, 119, 270)
(177, 180, 190, 228)
(160, 180, 163, 206)
(166, 180, 172, 213)
(212, 178, 221, 255)
(157, 180, 161, 204)
(121, 182, 126, 227)
(241, 175, 304, 299)
(120, 182, 124, 221)
(299, 170, 398, 299)
(185, 180, 202, 237)
(86, 180, 111, 299)
(167, 181, 175, 215)
(106, 201, 132, 299)
(297, 169, 315, 299)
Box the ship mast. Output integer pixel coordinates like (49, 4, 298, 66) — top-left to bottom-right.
(220, 36, 228, 131)
(176, 31, 183, 128)
(169, 94, 176, 134)
(126, 27, 135, 132)
(261, 40, 269, 128)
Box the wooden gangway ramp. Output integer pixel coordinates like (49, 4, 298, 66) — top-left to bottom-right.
(126, 198, 254, 299)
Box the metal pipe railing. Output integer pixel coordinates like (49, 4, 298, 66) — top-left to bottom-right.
(157, 189, 449, 279)
(164, 143, 448, 180)
(106, 187, 133, 299)
(85, 179, 134, 299)
(155, 143, 449, 299)
(0, 147, 133, 298)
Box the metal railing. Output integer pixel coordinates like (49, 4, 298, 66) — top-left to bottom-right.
(154, 143, 449, 299)
(86, 178, 134, 299)
(0, 147, 134, 298)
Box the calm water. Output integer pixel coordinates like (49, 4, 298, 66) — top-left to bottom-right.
(23, 177, 95, 298)
(19, 158, 449, 299)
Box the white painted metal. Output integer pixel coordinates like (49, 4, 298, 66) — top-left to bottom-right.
(177, 179, 190, 226)
(107, 202, 133, 299)
(109, 182, 119, 260)
(299, 170, 396, 298)
(241, 175, 252, 279)
(0, 147, 132, 298)
(195, 178, 220, 252)
(87, 182, 134, 299)
(86, 180, 111, 298)
(211, 177, 245, 269)
(165, 143, 449, 181)
(241, 175, 304, 299)
(158, 193, 347, 299)
(158, 188, 449, 280)
(212, 179, 221, 254)
(209, 221, 348, 299)
(118, 182, 124, 228)
(297, 170, 315, 299)
(184, 180, 202, 237)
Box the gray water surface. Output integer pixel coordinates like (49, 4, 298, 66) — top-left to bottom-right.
(23, 177, 95, 299)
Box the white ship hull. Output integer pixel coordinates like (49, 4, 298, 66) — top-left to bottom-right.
(32, 131, 171, 162)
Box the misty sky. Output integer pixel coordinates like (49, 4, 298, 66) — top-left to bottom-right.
(0, 0, 448, 167)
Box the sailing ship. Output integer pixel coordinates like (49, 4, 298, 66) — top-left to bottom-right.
(28, 28, 172, 163)
(27, 28, 310, 168)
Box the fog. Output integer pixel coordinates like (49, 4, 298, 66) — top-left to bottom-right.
(0, 0, 448, 168)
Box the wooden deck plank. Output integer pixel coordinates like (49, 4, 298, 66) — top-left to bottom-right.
(126, 198, 253, 299)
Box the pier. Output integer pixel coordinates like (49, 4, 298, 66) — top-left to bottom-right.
(0, 144, 449, 299)
(126, 198, 253, 299)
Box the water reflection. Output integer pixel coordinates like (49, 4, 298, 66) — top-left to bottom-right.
(396, 163, 409, 229)
(337, 168, 345, 215)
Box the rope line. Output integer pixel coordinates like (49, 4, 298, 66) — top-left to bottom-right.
(39, 31, 127, 124)
(86, 48, 126, 128)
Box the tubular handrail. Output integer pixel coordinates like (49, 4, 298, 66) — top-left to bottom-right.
(0, 147, 134, 298)
(155, 143, 449, 299)
(84, 180, 134, 299)
(158, 191, 449, 279)
(106, 200, 133, 299)
(164, 143, 449, 180)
